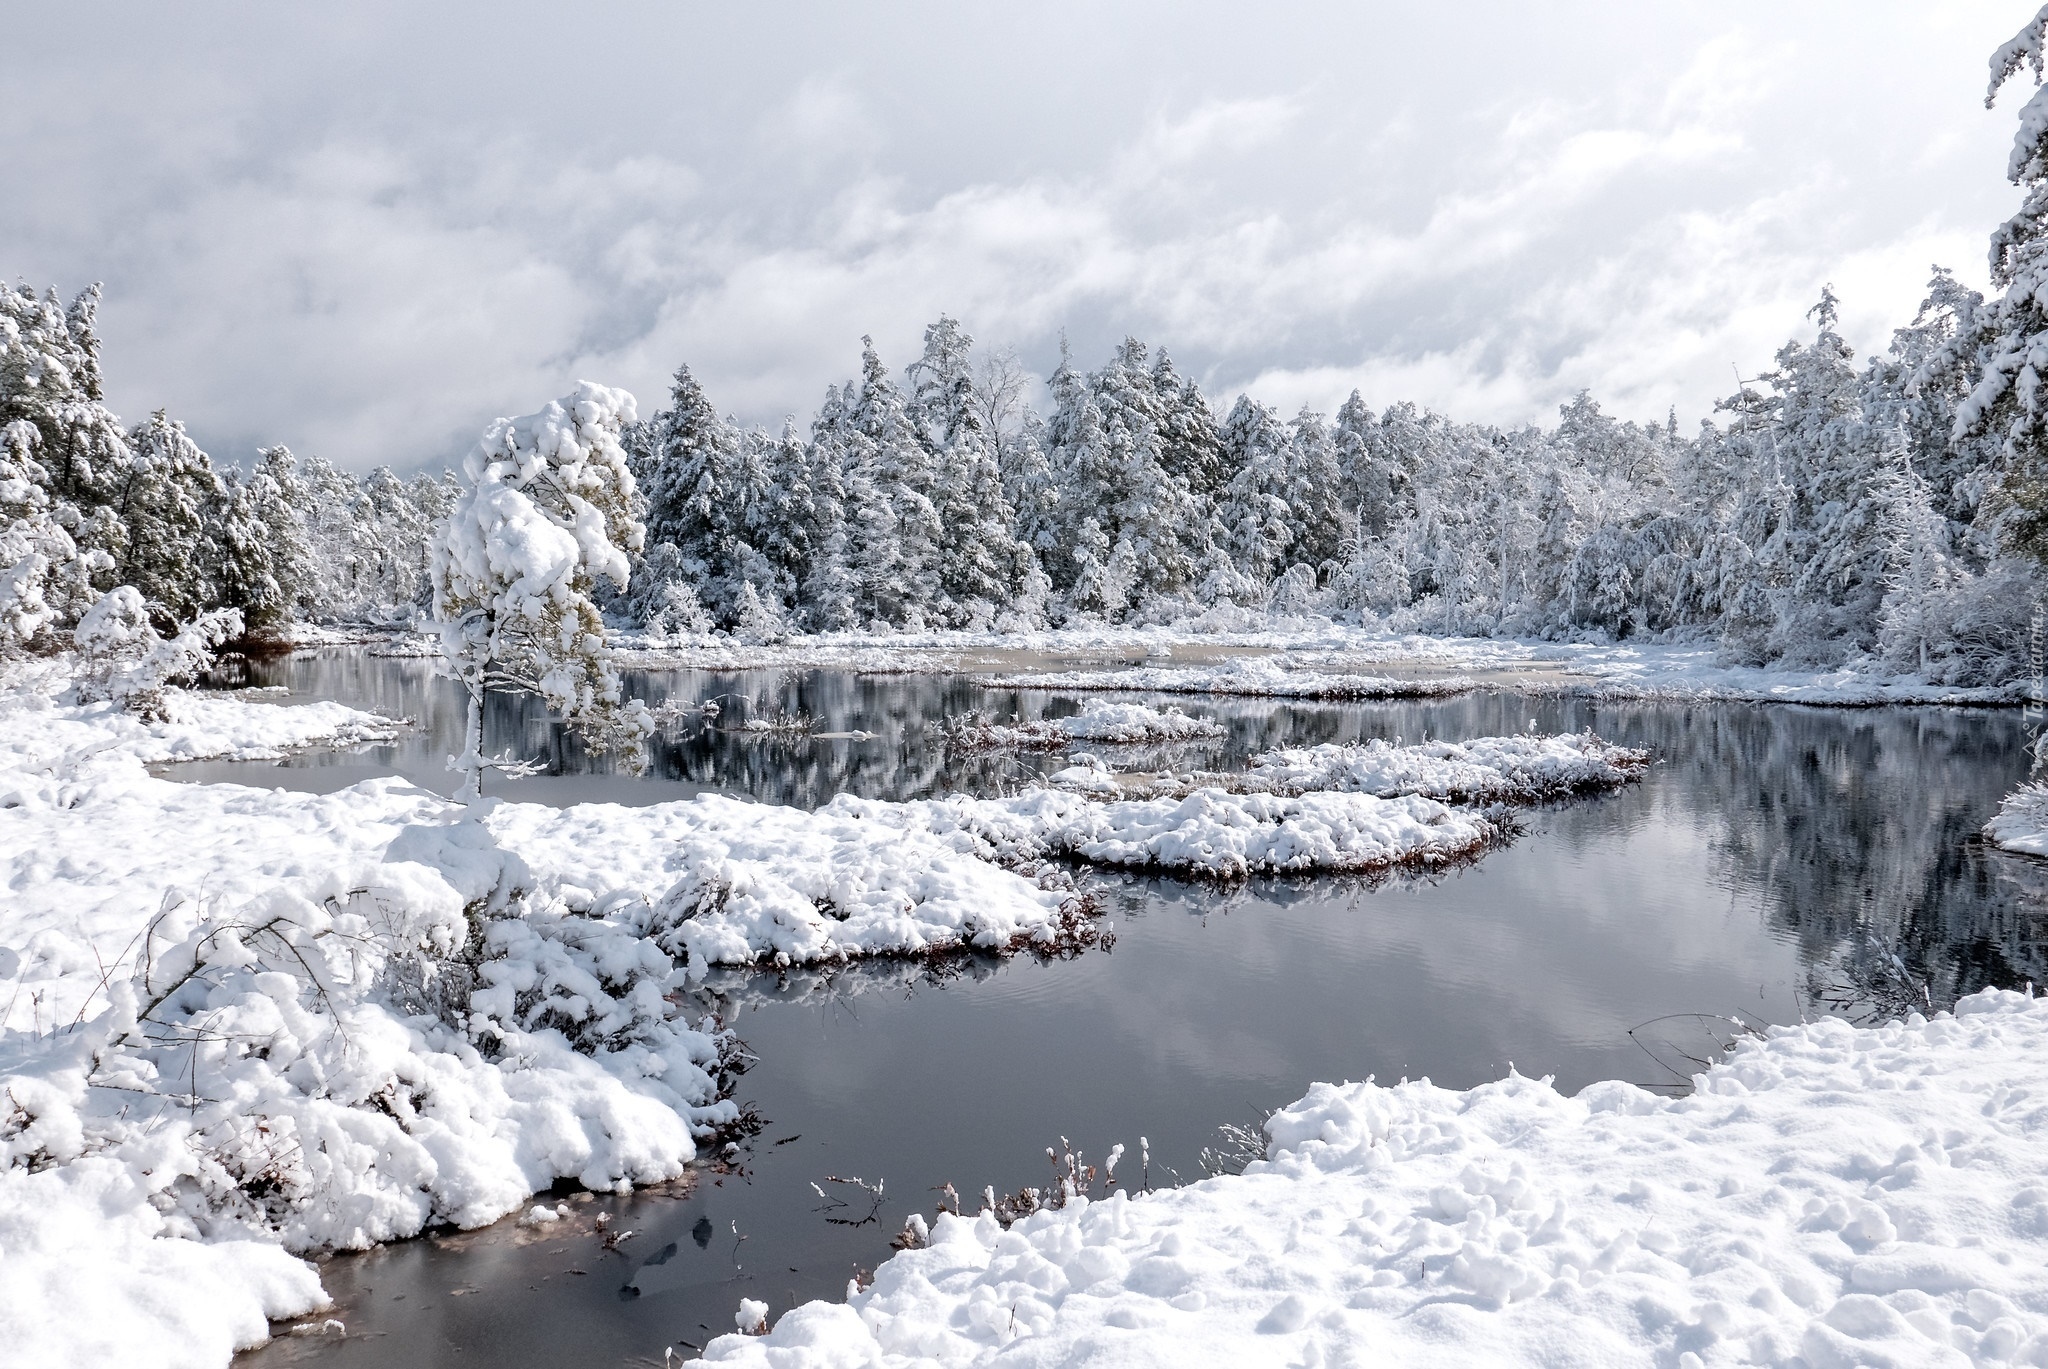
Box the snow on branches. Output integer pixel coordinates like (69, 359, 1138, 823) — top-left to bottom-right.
(432, 381, 653, 798)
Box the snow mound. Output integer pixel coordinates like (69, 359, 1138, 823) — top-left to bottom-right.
(946, 700, 1224, 751)
(830, 787, 1497, 879)
(1246, 732, 1651, 803)
(1048, 731, 1650, 807)
(699, 988, 2048, 1367)
(1985, 779, 2048, 857)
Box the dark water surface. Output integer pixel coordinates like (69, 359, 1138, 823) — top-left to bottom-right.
(199, 650, 2048, 1367)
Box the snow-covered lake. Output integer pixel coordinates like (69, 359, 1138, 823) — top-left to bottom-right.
(190, 651, 2048, 1368)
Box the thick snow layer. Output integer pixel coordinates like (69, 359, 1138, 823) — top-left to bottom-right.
(0, 1158, 327, 1368)
(700, 987, 2048, 1368)
(948, 700, 1225, 751)
(829, 788, 1497, 879)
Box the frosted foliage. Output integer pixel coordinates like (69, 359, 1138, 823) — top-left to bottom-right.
(73, 586, 242, 721)
(432, 381, 652, 797)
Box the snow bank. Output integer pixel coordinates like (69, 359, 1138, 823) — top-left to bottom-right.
(700, 987, 2048, 1368)
(1245, 732, 1652, 803)
(830, 788, 1498, 879)
(947, 700, 1225, 751)
(0, 675, 1079, 1366)
(0, 1158, 327, 1368)
(1983, 780, 2048, 856)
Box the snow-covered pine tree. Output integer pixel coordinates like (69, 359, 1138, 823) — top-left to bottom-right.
(799, 383, 862, 632)
(113, 411, 222, 625)
(1957, 5, 2048, 567)
(906, 316, 1023, 620)
(350, 465, 437, 614)
(0, 419, 100, 649)
(1874, 431, 1967, 676)
(1283, 406, 1351, 574)
(431, 381, 651, 799)
(1150, 348, 1228, 497)
(1215, 395, 1296, 586)
(289, 451, 366, 621)
(628, 364, 745, 623)
(846, 338, 946, 626)
(0, 281, 130, 593)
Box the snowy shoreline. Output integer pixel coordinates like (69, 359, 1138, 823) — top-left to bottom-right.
(697, 987, 2048, 1368)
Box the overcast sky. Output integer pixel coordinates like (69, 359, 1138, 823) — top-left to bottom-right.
(3, 2, 2031, 470)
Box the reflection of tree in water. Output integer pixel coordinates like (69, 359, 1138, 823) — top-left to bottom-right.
(1590, 702, 2048, 1018)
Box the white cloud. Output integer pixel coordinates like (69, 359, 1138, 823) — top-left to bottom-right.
(0, 2, 2024, 466)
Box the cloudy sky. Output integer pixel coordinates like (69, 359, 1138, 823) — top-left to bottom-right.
(3, 2, 2031, 470)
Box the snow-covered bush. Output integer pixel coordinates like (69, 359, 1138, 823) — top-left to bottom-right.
(72, 586, 241, 720)
(431, 381, 654, 798)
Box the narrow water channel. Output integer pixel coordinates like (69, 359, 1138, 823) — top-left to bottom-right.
(184, 651, 2046, 1367)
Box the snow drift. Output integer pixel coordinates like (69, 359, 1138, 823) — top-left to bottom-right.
(699, 988, 2048, 1368)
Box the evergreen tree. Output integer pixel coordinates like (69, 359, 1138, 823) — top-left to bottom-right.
(1957, 5, 2048, 567)
(906, 316, 1023, 618)
(114, 410, 221, 625)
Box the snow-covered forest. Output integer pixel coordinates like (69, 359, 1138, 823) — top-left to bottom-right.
(1, 284, 454, 642)
(8, 266, 2046, 689)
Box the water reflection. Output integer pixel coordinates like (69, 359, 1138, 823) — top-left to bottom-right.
(209, 651, 2048, 1369)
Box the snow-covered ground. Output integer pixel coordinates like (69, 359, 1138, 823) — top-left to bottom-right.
(832, 787, 1500, 879)
(700, 987, 2048, 1368)
(0, 673, 1083, 1366)
(396, 620, 2034, 705)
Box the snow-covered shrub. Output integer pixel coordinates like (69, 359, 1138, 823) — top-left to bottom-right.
(72, 586, 241, 720)
(432, 381, 654, 798)
(6, 871, 739, 1255)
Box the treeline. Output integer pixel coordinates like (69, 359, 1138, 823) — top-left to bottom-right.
(0, 282, 454, 644)
(2, 270, 2037, 686)
(617, 276, 2033, 683)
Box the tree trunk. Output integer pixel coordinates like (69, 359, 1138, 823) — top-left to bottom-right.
(464, 687, 485, 801)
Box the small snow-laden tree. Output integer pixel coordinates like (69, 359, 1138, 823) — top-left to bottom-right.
(431, 381, 652, 800)
(73, 585, 241, 721)
(113, 410, 223, 626)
